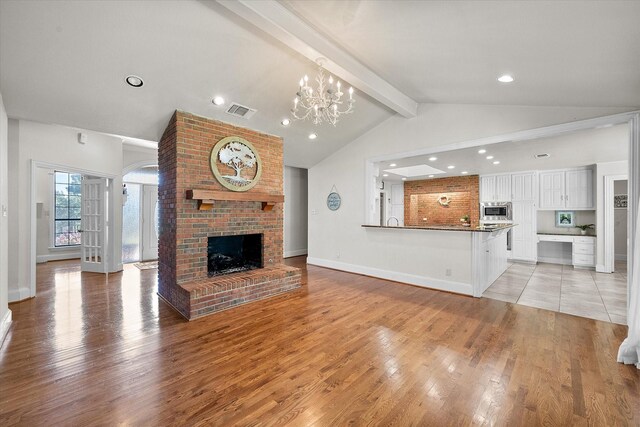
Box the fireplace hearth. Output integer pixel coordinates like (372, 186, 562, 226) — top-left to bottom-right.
(208, 234, 263, 277)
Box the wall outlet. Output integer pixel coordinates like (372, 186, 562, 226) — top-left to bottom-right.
(445, 268, 452, 277)
(311, 209, 318, 215)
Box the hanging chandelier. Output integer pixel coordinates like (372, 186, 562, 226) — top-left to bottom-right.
(291, 58, 355, 126)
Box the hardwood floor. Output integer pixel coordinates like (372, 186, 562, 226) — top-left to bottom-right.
(1, 258, 638, 425)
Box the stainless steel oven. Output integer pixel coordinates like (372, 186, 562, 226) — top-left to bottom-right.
(480, 202, 512, 222)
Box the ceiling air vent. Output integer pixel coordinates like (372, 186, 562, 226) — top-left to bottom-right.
(534, 153, 550, 159)
(225, 102, 257, 119)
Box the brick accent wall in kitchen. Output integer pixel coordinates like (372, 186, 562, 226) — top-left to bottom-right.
(158, 111, 300, 320)
(404, 175, 480, 227)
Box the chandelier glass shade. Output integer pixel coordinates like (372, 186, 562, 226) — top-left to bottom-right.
(291, 61, 355, 126)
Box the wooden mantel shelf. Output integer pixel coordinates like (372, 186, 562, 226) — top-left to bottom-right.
(186, 189, 284, 211)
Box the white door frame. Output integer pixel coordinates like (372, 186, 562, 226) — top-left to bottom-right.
(30, 160, 119, 297)
(141, 184, 159, 261)
(603, 174, 628, 274)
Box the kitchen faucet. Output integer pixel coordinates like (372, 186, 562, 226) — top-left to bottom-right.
(386, 216, 399, 226)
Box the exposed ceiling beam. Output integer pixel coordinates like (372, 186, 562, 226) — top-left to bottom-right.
(216, 0, 418, 118)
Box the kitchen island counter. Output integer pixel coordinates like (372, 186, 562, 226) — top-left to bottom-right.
(362, 224, 515, 233)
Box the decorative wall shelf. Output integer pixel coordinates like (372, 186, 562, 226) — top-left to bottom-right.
(186, 189, 284, 211)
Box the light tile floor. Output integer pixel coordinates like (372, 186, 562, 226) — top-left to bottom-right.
(483, 261, 627, 324)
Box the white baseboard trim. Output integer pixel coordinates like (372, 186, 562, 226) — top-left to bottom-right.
(0, 309, 12, 348)
(8, 286, 32, 303)
(615, 254, 628, 261)
(284, 249, 308, 258)
(537, 256, 572, 266)
(307, 257, 473, 296)
(36, 252, 80, 263)
(510, 258, 538, 265)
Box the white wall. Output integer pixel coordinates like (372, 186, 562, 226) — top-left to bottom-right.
(614, 180, 628, 260)
(0, 92, 11, 345)
(308, 103, 633, 290)
(7, 119, 125, 302)
(595, 160, 629, 270)
(284, 166, 308, 258)
(537, 210, 596, 234)
(123, 146, 158, 172)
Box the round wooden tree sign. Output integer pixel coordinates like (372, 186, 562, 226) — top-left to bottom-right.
(210, 136, 262, 192)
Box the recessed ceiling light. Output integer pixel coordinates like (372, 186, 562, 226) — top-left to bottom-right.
(212, 96, 225, 105)
(478, 149, 486, 154)
(498, 74, 514, 83)
(428, 156, 437, 161)
(280, 118, 290, 126)
(486, 155, 494, 160)
(493, 161, 500, 165)
(461, 171, 468, 174)
(447, 165, 455, 169)
(401, 177, 407, 181)
(308, 133, 317, 140)
(382, 174, 389, 177)
(389, 163, 397, 167)
(125, 75, 143, 88)
(428, 175, 434, 178)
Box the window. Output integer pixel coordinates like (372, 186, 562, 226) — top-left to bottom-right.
(54, 171, 82, 247)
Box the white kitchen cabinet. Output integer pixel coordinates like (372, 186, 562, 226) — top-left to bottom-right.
(480, 174, 511, 202)
(511, 200, 537, 262)
(539, 168, 593, 210)
(565, 169, 593, 209)
(512, 172, 536, 201)
(572, 236, 596, 268)
(539, 171, 565, 209)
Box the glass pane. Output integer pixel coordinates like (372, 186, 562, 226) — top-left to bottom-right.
(55, 184, 69, 196)
(55, 233, 69, 246)
(68, 231, 81, 246)
(68, 184, 81, 195)
(68, 195, 81, 208)
(56, 221, 69, 233)
(69, 207, 81, 219)
(122, 183, 141, 263)
(55, 207, 69, 219)
(69, 174, 82, 185)
(55, 172, 69, 184)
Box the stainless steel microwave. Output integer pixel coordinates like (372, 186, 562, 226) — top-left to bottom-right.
(480, 202, 512, 221)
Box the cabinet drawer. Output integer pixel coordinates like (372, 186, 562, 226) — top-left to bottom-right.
(573, 236, 595, 244)
(573, 254, 595, 266)
(538, 235, 573, 242)
(573, 244, 594, 255)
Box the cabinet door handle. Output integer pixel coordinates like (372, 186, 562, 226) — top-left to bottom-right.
(566, 195, 569, 201)
(560, 195, 564, 201)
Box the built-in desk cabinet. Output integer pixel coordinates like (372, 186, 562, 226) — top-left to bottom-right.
(537, 234, 596, 268)
(539, 168, 594, 210)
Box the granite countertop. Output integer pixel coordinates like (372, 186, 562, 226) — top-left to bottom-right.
(537, 232, 597, 237)
(362, 224, 516, 233)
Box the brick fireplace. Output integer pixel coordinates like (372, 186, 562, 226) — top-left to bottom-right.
(158, 111, 301, 320)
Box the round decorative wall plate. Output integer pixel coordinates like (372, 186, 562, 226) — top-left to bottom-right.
(327, 192, 341, 211)
(438, 194, 451, 206)
(210, 136, 262, 192)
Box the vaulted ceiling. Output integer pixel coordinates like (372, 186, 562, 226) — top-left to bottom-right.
(1, 1, 639, 168)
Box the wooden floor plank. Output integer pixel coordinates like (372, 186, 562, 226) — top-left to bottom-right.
(1, 258, 638, 426)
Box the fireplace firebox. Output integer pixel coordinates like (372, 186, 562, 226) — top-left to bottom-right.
(207, 234, 263, 277)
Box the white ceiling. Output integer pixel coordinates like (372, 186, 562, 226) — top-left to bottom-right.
(1, 1, 639, 169)
(378, 124, 628, 181)
(282, 0, 640, 107)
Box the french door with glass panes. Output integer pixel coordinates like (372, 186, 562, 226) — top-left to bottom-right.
(80, 178, 107, 273)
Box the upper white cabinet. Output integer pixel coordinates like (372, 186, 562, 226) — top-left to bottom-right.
(539, 168, 593, 210)
(480, 174, 511, 202)
(512, 172, 536, 201)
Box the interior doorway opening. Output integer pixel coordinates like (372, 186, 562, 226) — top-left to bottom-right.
(122, 165, 159, 263)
